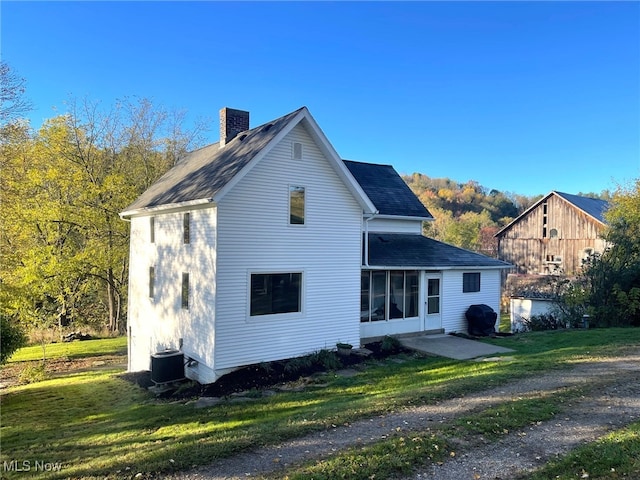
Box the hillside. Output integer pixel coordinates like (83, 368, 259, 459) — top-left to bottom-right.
(401, 172, 608, 256)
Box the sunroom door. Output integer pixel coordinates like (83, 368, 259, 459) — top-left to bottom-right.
(424, 274, 442, 331)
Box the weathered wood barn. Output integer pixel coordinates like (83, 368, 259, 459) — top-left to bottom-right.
(495, 191, 609, 276)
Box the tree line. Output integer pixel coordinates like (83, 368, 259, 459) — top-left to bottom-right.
(403, 172, 611, 256)
(1, 62, 208, 350)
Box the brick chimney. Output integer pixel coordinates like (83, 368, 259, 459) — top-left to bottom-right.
(219, 107, 249, 147)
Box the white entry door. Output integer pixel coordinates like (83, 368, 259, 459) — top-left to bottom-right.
(424, 274, 442, 331)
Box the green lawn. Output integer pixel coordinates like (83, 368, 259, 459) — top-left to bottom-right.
(2, 329, 639, 479)
(8, 337, 127, 363)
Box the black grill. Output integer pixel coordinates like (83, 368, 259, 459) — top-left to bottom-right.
(465, 304, 498, 337)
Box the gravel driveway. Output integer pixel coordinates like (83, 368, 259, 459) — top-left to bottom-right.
(164, 351, 640, 480)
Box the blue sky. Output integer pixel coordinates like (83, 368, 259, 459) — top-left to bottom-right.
(2, 1, 639, 197)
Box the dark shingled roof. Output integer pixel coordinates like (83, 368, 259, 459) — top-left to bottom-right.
(123, 107, 305, 213)
(343, 160, 433, 219)
(367, 233, 511, 269)
(554, 191, 609, 224)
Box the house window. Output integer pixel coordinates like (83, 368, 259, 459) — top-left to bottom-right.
(463, 272, 481, 293)
(250, 272, 302, 316)
(181, 273, 189, 309)
(150, 217, 155, 243)
(292, 142, 303, 160)
(149, 267, 155, 299)
(360, 271, 419, 322)
(183, 213, 190, 244)
(289, 186, 305, 225)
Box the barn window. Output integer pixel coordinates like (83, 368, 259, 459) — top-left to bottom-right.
(150, 217, 155, 243)
(250, 272, 302, 316)
(463, 272, 481, 293)
(549, 228, 558, 238)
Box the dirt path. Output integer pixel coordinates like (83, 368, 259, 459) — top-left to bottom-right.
(165, 352, 640, 480)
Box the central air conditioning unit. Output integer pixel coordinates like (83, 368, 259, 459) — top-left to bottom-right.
(150, 350, 185, 384)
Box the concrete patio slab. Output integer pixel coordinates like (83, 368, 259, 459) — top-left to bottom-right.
(399, 334, 514, 360)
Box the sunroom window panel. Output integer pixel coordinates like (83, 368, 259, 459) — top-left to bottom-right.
(405, 271, 419, 318)
(360, 271, 371, 322)
(371, 271, 387, 321)
(389, 271, 404, 319)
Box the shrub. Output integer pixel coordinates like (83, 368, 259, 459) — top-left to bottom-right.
(0, 314, 27, 364)
(18, 362, 47, 384)
(381, 335, 403, 353)
(521, 313, 564, 332)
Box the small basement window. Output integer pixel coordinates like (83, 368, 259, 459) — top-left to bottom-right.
(463, 272, 481, 293)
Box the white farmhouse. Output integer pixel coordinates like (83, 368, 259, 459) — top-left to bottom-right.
(121, 106, 511, 384)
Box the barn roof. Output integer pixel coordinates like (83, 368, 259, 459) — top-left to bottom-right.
(495, 191, 610, 237)
(554, 191, 609, 224)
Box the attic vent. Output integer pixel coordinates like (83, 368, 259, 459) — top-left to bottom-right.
(237, 133, 247, 142)
(264, 123, 273, 132)
(292, 142, 303, 160)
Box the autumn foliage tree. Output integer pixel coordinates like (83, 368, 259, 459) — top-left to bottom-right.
(580, 180, 640, 327)
(1, 96, 207, 335)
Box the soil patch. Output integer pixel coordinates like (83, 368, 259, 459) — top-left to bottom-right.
(120, 340, 411, 399)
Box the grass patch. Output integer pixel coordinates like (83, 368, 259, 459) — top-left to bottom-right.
(519, 422, 640, 480)
(449, 387, 585, 440)
(277, 432, 453, 480)
(8, 337, 127, 363)
(1, 328, 639, 479)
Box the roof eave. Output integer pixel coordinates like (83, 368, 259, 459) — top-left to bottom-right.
(372, 214, 434, 222)
(120, 198, 215, 219)
(363, 264, 512, 270)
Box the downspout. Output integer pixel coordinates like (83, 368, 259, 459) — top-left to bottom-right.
(363, 211, 379, 268)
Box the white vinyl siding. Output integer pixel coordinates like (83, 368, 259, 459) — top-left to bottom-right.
(215, 123, 363, 369)
(126, 206, 217, 381)
(441, 269, 501, 333)
(367, 218, 423, 234)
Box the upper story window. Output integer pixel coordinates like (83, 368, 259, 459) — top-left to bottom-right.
(463, 272, 481, 293)
(292, 142, 303, 160)
(549, 228, 558, 238)
(183, 213, 190, 244)
(289, 186, 305, 225)
(150, 217, 155, 243)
